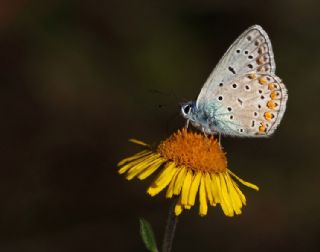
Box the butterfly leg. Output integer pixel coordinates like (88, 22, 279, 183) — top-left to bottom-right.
(201, 127, 208, 138)
(218, 133, 222, 146)
(185, 119, 190, 129)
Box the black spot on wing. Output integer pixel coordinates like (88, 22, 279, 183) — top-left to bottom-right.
(237, 98, 243, 106)
(228, 66, 236, 74)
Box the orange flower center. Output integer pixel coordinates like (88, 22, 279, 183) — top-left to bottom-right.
(157, 129, 227, 173)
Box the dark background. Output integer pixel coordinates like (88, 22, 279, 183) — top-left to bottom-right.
(1, 0, 319, 251)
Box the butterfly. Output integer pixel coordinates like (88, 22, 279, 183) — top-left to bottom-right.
(181, 25, 288, 137)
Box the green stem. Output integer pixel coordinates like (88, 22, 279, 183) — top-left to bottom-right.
(161, 198, 179, 252)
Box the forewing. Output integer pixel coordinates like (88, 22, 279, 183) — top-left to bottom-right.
(197, 25, 276, 108)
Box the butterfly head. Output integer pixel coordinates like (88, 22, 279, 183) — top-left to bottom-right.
(181, 101, 196, 120)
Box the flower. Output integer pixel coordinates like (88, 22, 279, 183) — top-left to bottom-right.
(118, 129, 259, 217)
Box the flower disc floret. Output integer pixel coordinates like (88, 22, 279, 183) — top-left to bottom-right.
(157, 129, 227, 173)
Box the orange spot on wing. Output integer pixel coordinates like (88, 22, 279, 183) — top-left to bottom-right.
(259, 77, 268, 85)
(264, 112, 274, 121)
(259, 123, 267, 133)
(267, 100, 276, 110)
(270, 91, 278, 100)
(268, 83, 276, 90)
(248, 73, 257, 80)
(256, 56, 264, 65)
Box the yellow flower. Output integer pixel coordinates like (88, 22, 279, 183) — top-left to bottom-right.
(118, 129, 259, 217)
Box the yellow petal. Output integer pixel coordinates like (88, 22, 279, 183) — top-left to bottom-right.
(117, 150, 151, 166)
(210, 173, 220, 204)
(173, 167, 187, 195)
(225, 173, 242, 215)
(129, 138, 150, 147)
(188, 172, 202, 206)
(147, 164, 178, 196)
(204, 172, 215, 206)
(119, 153, 158, 175)
(230, 179, 246, 205)
(126, 155, 160, 180)
(154, 162, 176, 186)
(228, 170, 259, 191)
(219, 173, 234, 217)
(175, 198, 183, 216)
(137, 158, 165, 180)
(184, 205, 191, 210)
(214, 174, 232, 217)
(166, 169, 180, 198)
(181, 169, 193, 205)
(118, 164, 133, 175)
(199, 175, 208, 216)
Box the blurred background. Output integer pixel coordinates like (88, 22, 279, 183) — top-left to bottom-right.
(1, 0, 319, 251)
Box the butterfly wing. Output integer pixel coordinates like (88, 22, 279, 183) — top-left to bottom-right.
(209, 72, 287, 137)
(196, 25, 276, 108)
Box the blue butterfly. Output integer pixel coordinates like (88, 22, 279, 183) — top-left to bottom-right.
(181, 25, 288, 137)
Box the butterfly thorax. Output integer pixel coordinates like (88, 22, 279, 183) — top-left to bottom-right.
(181, 101, 220, 135)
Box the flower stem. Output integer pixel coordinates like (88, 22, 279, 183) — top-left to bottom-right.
(161, 198, 178, 252)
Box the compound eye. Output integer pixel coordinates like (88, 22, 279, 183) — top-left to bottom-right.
(183, 105, 191, 114)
